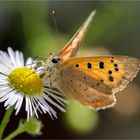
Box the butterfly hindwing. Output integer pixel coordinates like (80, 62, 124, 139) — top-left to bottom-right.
(56, 56, 139, 109)
(56, 60, 115, 109)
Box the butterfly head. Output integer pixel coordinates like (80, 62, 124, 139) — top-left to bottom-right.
(46, 54, 61, 67)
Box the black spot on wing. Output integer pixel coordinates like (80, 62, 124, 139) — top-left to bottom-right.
(75, 64, 79, 67)
(99, 61, 104, 69)
(87, 63, 92, 69)
(114, 64, 118, 67)
(111, 57, 114, 63)
(115, 67, 119, 72)
(84, 77, 86, 80)
(109, 76, 114, 82)
(100, 79, 104, 82)
(108, 71, 112, 74)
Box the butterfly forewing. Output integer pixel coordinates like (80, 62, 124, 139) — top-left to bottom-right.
(59, 11, 96, 60)
(56, 56, 139, 109)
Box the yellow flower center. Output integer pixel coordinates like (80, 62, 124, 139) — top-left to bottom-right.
(8, 68, 43, 96)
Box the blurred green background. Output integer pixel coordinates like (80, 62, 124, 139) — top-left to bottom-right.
(0, 0, 140, 139)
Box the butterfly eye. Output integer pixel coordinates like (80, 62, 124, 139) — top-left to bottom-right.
(51, 57, 61, 64)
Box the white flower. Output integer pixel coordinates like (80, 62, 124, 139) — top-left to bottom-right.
(0, 47, 67, 120)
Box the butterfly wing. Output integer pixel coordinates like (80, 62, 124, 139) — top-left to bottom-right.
(56, 56, 140, 109)
(57, 66, 116, 110)
(59, 11, 96, 60)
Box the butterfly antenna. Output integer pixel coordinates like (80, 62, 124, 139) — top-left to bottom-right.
(25, 68, 45, 79)
(52, 10, 61, 48)
(0, 72, 8, 77)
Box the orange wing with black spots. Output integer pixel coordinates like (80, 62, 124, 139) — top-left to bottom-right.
(56, 56, 139, 109)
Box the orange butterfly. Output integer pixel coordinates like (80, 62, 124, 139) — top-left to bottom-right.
(42, 11, 140, 110)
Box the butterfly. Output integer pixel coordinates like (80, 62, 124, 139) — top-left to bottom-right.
(41, 10, 140, 110)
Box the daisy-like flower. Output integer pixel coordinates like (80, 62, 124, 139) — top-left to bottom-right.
(0, 47, 67, 120)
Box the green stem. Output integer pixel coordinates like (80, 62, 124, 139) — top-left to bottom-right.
(0, 106, 14, 139)
(4, 124, 25, 140)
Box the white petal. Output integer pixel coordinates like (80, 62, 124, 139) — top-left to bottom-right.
(42, 93, 65, 112)
(35, 96, 55, 117)
(44, 86, 62, 95)
(0, 88, 12, 98)
(19, 52, 24, 66)
(50, 94, 65, 106)
(0, 64, 11, 74)
(44, 88, 68, 106)
(25, 97, 30, 120)
(0, 86, 10, 92)
(0, 56, 12, 70)
(8, 47, 17, 68)
(0, 80, 8, 85)
(36, 96, 49, 112)
(4, 91, 18, 107)
(33, 97, 43, 114)
(30, 97, 38, 118)
(15, 95, 23, 115)
(15, 51, 22, 67)
(0, 51, 12, 68)
(37, 96, 57, 118)
(26, 57, 33, 67)
(0, 90, 15, 102)
(28, 97, 33, 117)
